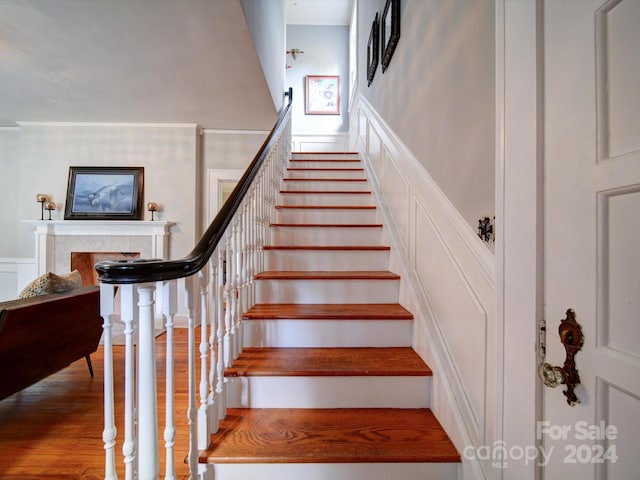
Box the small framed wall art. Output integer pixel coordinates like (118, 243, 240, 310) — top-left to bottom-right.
(367, 12, 379, 86)
(381, 0, 400, 73)
(64, 166, 144, 220)
(305, 75, 340, 115)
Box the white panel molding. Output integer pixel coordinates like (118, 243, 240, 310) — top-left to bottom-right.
(413, 198, 488, 440)
(355, 94, 495, 480)
(595, 0, 640, 163)
(0, 257, 36, 301)
(382, 146, 410, 254)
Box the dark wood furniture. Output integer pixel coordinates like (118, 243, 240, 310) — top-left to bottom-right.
(0, 286, 103, 400)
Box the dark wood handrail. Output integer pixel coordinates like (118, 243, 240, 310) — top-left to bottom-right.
(95, 88, 293, 284)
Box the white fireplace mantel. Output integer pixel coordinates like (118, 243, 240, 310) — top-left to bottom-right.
(24, 220, 174, 277)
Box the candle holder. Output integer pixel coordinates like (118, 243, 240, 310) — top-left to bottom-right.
(147, 202, 159, 221)
(45, 202, 56, 221)
(36, 194, 48, 220)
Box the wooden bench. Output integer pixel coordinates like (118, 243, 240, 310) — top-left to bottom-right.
(0, 286, 103, 401)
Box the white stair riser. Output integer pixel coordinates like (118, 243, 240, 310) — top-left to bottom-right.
(270, 226, 382, 246)
(291, 153, 360, 160)
(282, 180, 370, 191)
(225, 376, 430, 408)
(243, 319, 413, 348)
(279, 192, 372, 206)
(288, 161, 363, 169)
(275, 208, 378, 224)
(211, 462, 458, 480)
(264, 249, 389, 271)
(291, 152, 360, 160)
(286, 169, 365, 179)
(255, 278, 399, 304)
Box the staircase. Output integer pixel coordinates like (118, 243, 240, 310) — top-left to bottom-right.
(199, 152, 460, 479)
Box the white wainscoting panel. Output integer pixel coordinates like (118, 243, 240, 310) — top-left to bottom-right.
(354, 94, 496, 479)
(382, 147, 411, 255)
(0, 258, 36, 301)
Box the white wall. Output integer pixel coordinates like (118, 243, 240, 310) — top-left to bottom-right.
(240, 0, 287, 111)
(13, 124, 199, 262)
(201, 128, 269, 227)
(286, 25, 350, 136)
(0, 128, 20, 257)
(358, 0, 495, 232)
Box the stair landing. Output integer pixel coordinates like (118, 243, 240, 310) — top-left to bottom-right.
(202, 408, 460, 464)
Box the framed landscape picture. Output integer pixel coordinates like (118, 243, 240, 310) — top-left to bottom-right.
(64, 166, 144, 220)
(305, 75, 340, 115)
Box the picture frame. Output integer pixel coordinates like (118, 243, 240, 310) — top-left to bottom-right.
(367, 13, 379, 86)
(381, 0, 400, 73)
(305, 75, 340, 115)
(64, 166, 144, 220)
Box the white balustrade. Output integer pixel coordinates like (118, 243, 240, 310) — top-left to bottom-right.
(99, 115, 291, 479)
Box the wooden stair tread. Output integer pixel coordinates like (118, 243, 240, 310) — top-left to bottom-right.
(287, 168, 364, 171)
(225, 347, 431, 377)
(275, 205, 376, 210)
(254, 271, 400, 280)
(291, 151, 359, 155)
(283, 178, 367, 182)
(244, 303, 413, 320)
(201, 408, 460, 464)
(263, 245, 390, 251)
(279, 190, 371, 194)
(289, 159, 362, 163)
(270, 223, 382, 227)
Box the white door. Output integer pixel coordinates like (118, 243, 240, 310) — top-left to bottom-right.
(542, 0, 640, 478)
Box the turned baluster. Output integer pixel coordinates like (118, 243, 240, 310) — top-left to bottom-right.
(100, 283, 117, 480)
(162, 280, 178, 480)
(120, 284, 137, 479)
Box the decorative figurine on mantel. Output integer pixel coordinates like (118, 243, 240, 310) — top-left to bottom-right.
(147, 202, 159, 221)
(44, 202, 56, 220)
(36, 194, 48, 220)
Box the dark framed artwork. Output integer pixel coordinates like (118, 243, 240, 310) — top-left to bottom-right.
(305, 75, 340, 115)
(381, 0, 400, 73)
(367, 12, 379, 86)
(64, 166, 144, 220)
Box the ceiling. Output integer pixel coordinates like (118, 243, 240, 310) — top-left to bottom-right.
(0, 0, 350, 129)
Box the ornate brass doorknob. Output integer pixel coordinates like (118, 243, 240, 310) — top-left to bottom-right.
(538, 309, 584, 406)
(538, 362, 566, 389)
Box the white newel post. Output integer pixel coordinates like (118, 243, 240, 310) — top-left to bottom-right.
(137, 284, 159, 479)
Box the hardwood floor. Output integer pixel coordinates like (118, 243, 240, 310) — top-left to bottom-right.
(0, 329, 192, 479)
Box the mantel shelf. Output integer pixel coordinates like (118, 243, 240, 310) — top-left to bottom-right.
(23, 220, 174, 236)
(24, 220, 175, 277)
